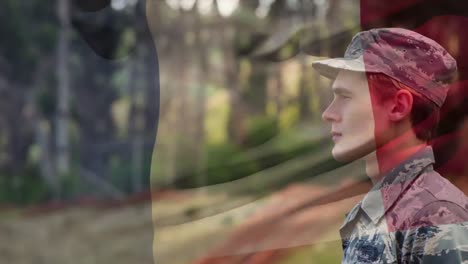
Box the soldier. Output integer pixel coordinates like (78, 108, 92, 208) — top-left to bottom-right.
(312, 28, 468, 263)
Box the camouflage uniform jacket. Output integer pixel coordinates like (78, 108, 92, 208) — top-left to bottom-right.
(340, 146, 468, 263)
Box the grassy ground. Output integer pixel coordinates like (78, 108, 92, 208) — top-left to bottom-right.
(0, 148, 366, 264)
(0, 187, 360, 264)
(277, 223, 344, 264)
(0, 191, 257, 264)
(0, 203, 154, 264)
(154, 192, 262, 264)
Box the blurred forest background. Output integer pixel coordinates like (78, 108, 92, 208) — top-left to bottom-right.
(0, 0, 358, 262)
(0, 0, 358, 205)
(1, 0, 468, 263)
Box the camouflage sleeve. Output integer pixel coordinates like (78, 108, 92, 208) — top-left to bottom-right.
(398, 201, 468, 263)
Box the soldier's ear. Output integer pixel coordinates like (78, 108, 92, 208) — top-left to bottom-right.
(73, 0, 111, 12)
(388, 90, 413, 122)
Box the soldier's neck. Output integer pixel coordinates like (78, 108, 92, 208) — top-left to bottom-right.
(364, 132, 426, 185)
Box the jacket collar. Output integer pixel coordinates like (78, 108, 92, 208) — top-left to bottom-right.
(360, 146, 435, 225)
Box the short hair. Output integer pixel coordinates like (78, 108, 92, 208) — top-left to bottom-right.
(366, 73, 440, 142)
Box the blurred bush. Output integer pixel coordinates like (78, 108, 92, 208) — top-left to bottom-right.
(175, 142, 259, 188)
(0, 163, 50, 205)
(173, 117, 329, 189)
(244, 115, 279, 148)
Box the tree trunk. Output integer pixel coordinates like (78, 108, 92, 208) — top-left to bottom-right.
(166, 9, 189, 186)
(212, 0, 246, 146)
(128, 52, 144, 193)
(36, 120, 60, 198)
(223, 30, 246, 145)
(298, 58, 310, 121)
(274, 64, 283, 117)
(193, 7, 208, 186)
(56, 0, 71, 175)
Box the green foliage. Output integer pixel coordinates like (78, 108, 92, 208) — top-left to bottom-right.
(0, 164, 50, 205)
(235, 32, 268, 57)
(175, 123, 330, 189)
(279, 104, 300, 130)
(278, 240, 342, 264)
(109, 156, 132, 192)
(242, 61, 268, 115)
(59, 170, 83, 201)
(258, 139, 321, 170)
(202, 143, 259, 186)
(175, 142, 259, 188)
(37, 89, 57, 117)
(0, 1, 57, 83)
(244, 115, 279, 148)
(108, 153, 152, 193)
(115, 29, 136, 59)
(205, 90, 230, 144)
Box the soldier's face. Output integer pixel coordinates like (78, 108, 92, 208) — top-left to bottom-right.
(322, 70, 383, 162)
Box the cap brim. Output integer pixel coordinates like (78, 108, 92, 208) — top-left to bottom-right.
(311, 57, 369, 79)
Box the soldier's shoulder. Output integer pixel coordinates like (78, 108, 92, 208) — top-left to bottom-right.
(409, 170, 468, 226)
(416, 170, 467, 207)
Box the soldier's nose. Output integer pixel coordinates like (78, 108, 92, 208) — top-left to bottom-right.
(322, 106, 340, 123)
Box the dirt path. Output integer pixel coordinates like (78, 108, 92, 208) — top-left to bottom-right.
(0, 203, 153, 264)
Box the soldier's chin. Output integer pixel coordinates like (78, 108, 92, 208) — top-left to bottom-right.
(332, 143, 374, 162)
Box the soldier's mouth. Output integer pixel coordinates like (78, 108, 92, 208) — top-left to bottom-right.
(332, 132, 342, 142)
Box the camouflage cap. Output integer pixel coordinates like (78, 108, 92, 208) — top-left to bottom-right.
(312, 28, 457, 107)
